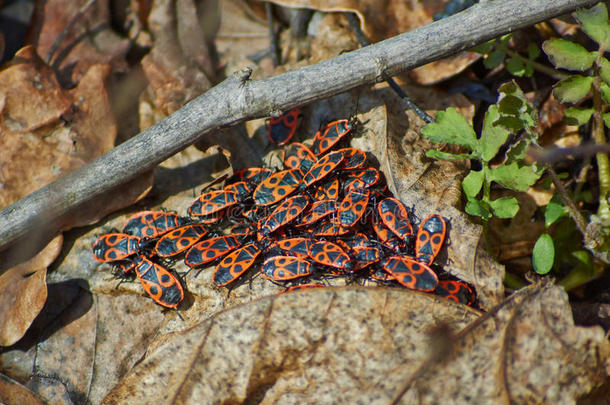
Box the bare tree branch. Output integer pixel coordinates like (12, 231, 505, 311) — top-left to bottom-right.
(0, 0, 599, 261)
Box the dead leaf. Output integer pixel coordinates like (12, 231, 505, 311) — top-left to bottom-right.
(0, 373, 45, 405)
(103, 285, 609, 404)
(0, 235, 62, 347)
(33, 0, 129, 86)
(0, 47, 71, 132)
(0, 46, 117, 208)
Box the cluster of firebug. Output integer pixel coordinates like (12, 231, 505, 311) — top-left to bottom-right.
(92, 108, 475, 308)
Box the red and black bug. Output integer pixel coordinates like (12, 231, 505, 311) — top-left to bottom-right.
(268, 108, 300, 145)
(314, 178, 340, 200)
(196, 211, 224, 224)
(189, 190, 238, 217)
(271, 237, 312, 258)
(280, 283, 325, 293)
(313, 221, 349, 237)
(122, 211, 188, 239)
(155, 224, 208, 257)
(93, 233, 143, 263)
(224, 181, 252, 201)
(301, 150, 345, 188)
(339, 234, 381, 270)
(342, 168, 381, 192)
(253, 169, 303, 206)
(283, 142, 316, 175)
(336, 148, 367, 169)
(308, 241, 352, 271)
(337, 187, 370, 227)
(369, 267, 394, 282)
(226, 167, 272, 185)
(434, 280, 475, 306)
(132, 255, 184, 308)
(213, 243, 262, 286)
(380, 256, 438, 292)
(372, 221, 406, 252)
(378, 198, 414, 242)
(311, 119, 355, 155)
(295, 199, 337, 227)
(184, 235, 242, 267)
(261, 256, 312, 281)
(415, 214, 447, 265)
(258, 195, 309, 238)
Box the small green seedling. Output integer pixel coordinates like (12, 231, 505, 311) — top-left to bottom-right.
(422, 82, 543, 221)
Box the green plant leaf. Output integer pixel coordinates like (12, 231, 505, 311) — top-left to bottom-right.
(465, 199, 492, 220)
(479, 105, 510, 161)
(488, 162, 542, 191)
(471, 40, 494, 54)
(603, 112, 610, 128)
(527, 43, 540, 60)
(496, 82, 536, 130)
(599, 57, 610, 86)
(532, 233, 555, 274)
(524, 62, 534, 77)
(574, 3, 610, 47)
(505, 140, 529, 163)
(564, 107, 594, 125)
(425, 150, 472, 161)
(542, 39, 597, 71)
(484, 49, 505, 70)
(489, 196, 520, 218)
(421, 108, 478, 151)
(462, 169, 485, 198)
(506, 57, 525, 76)
(601, 82, 610, 104)
(545, 197, 566, 227)
(553, 75, 594, 103)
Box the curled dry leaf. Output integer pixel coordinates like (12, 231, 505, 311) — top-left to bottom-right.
(0, 373, 45, 405)
(34, 0, 129, 86)
(103, 285, 609, 404)
(0, 235, 62, 346)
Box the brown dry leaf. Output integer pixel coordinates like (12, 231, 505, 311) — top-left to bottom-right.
(0, 236, 62, 346)
(0, 373, 45, 405)
(139, 0, 217, 124)
(0, 288, 170, 405)
(0, 46, 116, 208)
(103, 284, 609, 404)
(266, 0, 479, 83)
(34, 0, 129, 86)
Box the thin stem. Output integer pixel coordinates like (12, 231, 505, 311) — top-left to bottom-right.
(546, 165, 588, 236)
(592, 44, 610, 221)
(495, 42, 568, 81)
